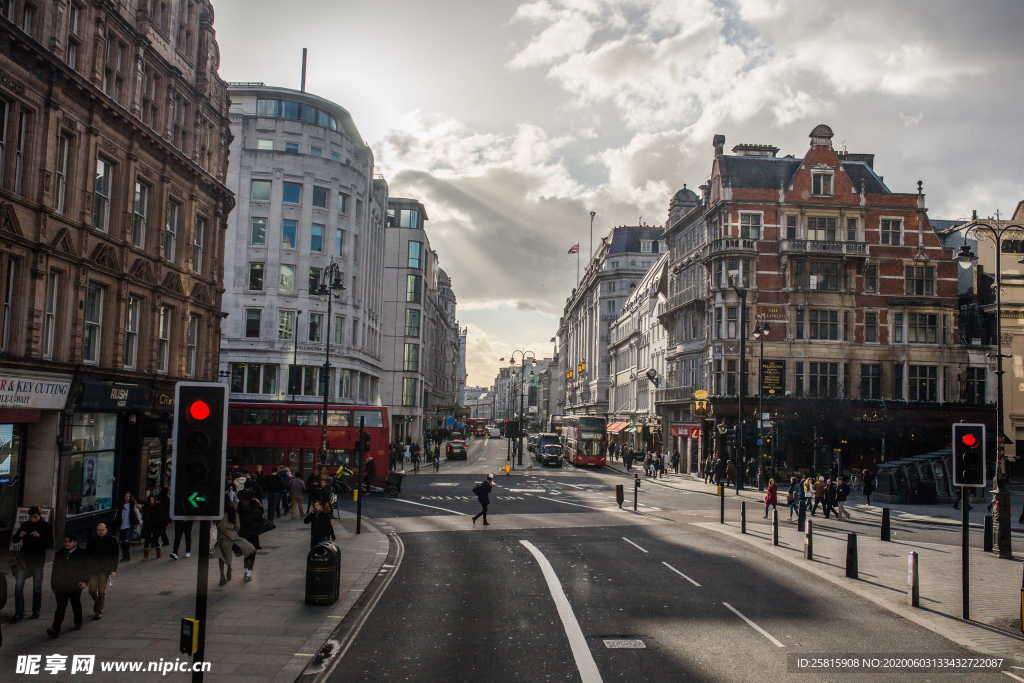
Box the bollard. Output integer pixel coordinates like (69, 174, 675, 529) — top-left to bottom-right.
(845, 533, 858, 579)
(1020, 565, 1024, 634)
(881, 507, 891, 542)
(798, 499, 806, 533)
(634, 473, 639, 513)
(615, 484, 624, 509)
(772, 508, 779, 546)
(984, 515, 993, 553)
(908, 550, 920, 607)
(804, 519, 813, 560)
(741, 501, 747, 534)
(719, 486, 725, 524)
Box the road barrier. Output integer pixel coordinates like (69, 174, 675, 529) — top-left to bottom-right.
(772, 508, 779, 546)
(881, 507, 891, 542)
(984, 515, 994, 553)
(908, 550, 920, 607)
(845, 533, 858, 579)
(741, 501, 747, 534)
(804, 519, 813, 560)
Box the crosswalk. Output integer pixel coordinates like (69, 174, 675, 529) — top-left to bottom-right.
(418, 495, 527, 502)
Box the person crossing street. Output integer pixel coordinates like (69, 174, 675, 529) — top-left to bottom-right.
(472, 474, 494, 526)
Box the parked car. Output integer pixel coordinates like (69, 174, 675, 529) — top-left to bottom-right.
(487, 426, 501, 439)
(527, 434, 538, 452)
(446, 439, 468, 460)
(537, 444, 562, 467)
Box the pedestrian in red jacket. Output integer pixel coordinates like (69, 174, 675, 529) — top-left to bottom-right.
(763, 478, 778, 519)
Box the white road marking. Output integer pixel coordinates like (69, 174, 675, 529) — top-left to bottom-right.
(621, 537, 649, 554)
(562, 482, 586, 489)
(722, 601, 784, 648)
(387, 498, 469, 516)
(661, 561, 701, 587)
(519, 540, 603, 683)
(534, 495, 607, 511)
(430, 482, 460, 487)
(603, 639, 645, 649)
(1003, 672, 1024, 682)
(509, 488, 546, 493)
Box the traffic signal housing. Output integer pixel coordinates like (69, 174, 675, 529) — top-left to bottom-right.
(951, 423, 986, 488)
(170, 382, 228, 519)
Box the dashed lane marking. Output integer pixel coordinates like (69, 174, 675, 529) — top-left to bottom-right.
(387, 498, 470, 516)
(603, 639, 645, 649)
(661, 561, 701, 587)
(622, 537, 648, 553)
(722, 601, 784, 648)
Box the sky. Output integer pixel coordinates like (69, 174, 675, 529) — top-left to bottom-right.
(213, 0, 1024, 387)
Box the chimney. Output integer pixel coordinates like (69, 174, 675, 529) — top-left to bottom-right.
(713, 134, 725, 157)
(731, 143, 779, 158)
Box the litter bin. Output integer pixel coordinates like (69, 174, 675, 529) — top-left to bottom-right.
(305, 541, 341, 606)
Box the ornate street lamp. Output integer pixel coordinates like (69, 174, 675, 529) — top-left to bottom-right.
(313, 261, 346, 470)
(751, 321, 770, 489)
(728, 273, 749, 493)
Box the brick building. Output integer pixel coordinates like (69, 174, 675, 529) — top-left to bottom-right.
(0, 1, 233, 539)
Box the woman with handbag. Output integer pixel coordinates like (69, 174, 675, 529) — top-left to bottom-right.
(110, 492, 141, 562)
(236, 490, 269, 583)
(212, 497, 255, 586)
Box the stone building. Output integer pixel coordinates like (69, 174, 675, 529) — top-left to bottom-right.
(0, 1, 234, 539)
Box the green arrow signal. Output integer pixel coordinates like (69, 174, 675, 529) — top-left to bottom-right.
(187, 492, 206, 508)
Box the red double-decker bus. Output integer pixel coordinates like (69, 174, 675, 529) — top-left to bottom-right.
(561, 416, 607, 467)
(227, 402, 390, 485)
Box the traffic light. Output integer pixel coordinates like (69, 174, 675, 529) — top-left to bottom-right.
(952, 423, 986, 488)
(170, 382, 228, 519)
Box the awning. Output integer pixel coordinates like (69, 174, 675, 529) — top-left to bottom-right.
(607, 422, 629, 434)
(622, 424, 636, 433)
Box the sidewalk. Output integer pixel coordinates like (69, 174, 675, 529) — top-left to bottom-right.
(1, 511, 391, 682)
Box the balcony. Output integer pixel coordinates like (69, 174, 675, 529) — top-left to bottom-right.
(708, 237, 757, 255)
(663, 287, 704, 314)
(655, 385, 694, 403)
(779, 239, 867, 257)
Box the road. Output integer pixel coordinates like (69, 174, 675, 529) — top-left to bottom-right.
(329, 437, 1009, 682)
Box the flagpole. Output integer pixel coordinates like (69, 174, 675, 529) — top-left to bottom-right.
(576, 247, 580, 285)
(589, 210, 596, 260)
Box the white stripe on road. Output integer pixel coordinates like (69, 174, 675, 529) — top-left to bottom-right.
(722, 601, 784, 648)
(387, 498, 469, 516)
(661, 561, 701, 587)
(1003, 672, 1024, 682)
(621, 537, 648, 554)
(509, 488, 546, 493)
(519, 540, 603, 683)
(534, 495, 607, 511)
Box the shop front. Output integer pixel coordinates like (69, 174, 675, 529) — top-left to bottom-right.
(670, 424, 702, 473)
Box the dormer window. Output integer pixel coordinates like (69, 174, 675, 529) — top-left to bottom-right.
(812, 171, 833, 196)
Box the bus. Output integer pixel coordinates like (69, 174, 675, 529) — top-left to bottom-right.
(548, 415, 564, 435)
(561, 416, 607, 467)
(227, 402, 390, 486)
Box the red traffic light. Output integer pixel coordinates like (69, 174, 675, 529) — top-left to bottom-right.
(960, 433, 978, 448)
(188, 400, 211, 421)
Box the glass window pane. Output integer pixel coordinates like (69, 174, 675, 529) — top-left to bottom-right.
(283, 182, 301, 204)
(251, 180, 271, 201)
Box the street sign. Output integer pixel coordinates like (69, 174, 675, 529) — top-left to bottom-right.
(170, 382, 228, 520)
(760, 360, 785, 395)
(693, 389, 709, 400)
(952, 423, 986, 488)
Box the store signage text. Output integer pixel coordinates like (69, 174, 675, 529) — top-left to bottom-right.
(0, 376, 71, 410)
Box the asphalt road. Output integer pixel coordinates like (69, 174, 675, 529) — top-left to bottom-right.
(330, 438, 1010, 682)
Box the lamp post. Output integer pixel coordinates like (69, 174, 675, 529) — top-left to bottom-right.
(751, 321, 770, 487)
(956, 220, 1024, 560)
(503, 350, 537, 466)
(314, 261, 346, 468)
(729, 274, 748, 493)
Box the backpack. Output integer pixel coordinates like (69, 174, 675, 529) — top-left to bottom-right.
(472, 482, 485, 496)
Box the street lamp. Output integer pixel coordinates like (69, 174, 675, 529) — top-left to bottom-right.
(751, 321, 770, 489)
(955, 220, 1024, 559)
(313, 261, 346, 470)
(506, 350, 537, 466)
(728, 273, 748, 493)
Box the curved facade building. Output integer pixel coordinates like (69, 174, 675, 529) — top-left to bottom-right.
(221, 84, 386, 408)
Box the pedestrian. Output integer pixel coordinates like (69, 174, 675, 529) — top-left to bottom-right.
(433, 444, 441, 472)
(276, 467, 292, 517)
(170, 519, 194, 560)
(237, 490, 266, 582)
(110, 492, 142, 562)
(862, 469, 875, 506)
(304, 500, 336, 548)
(623, 449, 633, 471)
(764, 478, 778, 518)
(403, 440, 412, 471)
(86, 522, 118, 620)
(824, 477, 838, 519)
(725, 460, 736, 487)
(288, 472, 306, 519)
(787, 476, 800, 520)
(836, 476, 852, 520)
(671, 450, 680, 474)
(811, 476, 826, 516)
(141, 493, 165, 560)
(472, 474, 494, 526)
(158, 486, 171, 547)
(212, 497, 254, 586)
(11, 506, 51, 622)
(411, 444, 421, 474)
(46, 534, 89, 638)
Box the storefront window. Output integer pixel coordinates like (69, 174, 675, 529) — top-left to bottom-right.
(66, 413, 117, 517)
(0, 423, 25, 535)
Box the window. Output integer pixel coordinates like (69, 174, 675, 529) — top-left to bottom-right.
(248, 262, 264, 290)
(407, 241, 422, 269)
(192, 216, 206, 273)
(123, 295, 139, 368)
(865, 311, 878, 343)
(640, 239, 655, 253)
(965, 367, 986, 405)
(66, 413, 117, 517)
(807, 216, 837, 241)
(310, 223, 324, 252)
(339, 193, 350, 214)
(130, 180, 148, 247)
(160, 199, 179, 261)
(808, 362, 839, 398)
(785, 215, 797, 240)
(312, 186, 329, 208)
(399, 208, 418, 228)
(284, 141, 299, 154)
(335, 229, 344, 256)
(42, 269, 59, 359)
(893, 313, 904, 343)
(244, 309, 261, 338)
(406, 274, 421, 303)
(402, 377, 418, 407)
(808, 309, 839, 340)
(186, 314, 199, 377)
(726, 307, 737, 339)
(20, 2, 34, 34)
(250, 179, 271, 201)
(93, 158, 113, 231)
(250, 217, 267, 246)
(864, 263, 878, 292)
(308, 266, 321, 294)
(83, 283, 103, 364)
(55, 133, 71, 214)
(880, 218, 902, 245)
(66, 5, 80, 68)
(905, 265, 934, 296)
(279, 265, 295, 293)
(860, 364, 881, 400)
(281, 219, 297, 248)
(157, 305, 171, 373)
(278, 310, 296, 340)
(334, 314, 345, 345)
(404, 343, 420, 371)
(230, 363, 278, 395)
(282, 182, 301, 204)
(811, 171, 833, 196)
(909, 365, 938, 402)
(846, 217, 857, 241)
(725, 360, 737, 396)
(256, 139, 273, 151)
(308, 312, 323, 342)
(405, 309, 421, 336)
(908, 313, 938, 343)
(310, 146, 322, 157)
(794, 361, 804, 396)
(807, 261, 840, 290)
(739, 213, 761, 240)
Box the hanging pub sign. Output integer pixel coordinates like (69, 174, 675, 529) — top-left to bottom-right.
(760, 360, 785, 395)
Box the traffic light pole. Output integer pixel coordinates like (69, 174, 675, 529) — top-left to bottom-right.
(193, 520, 211, 683)
(961, 486, 969, 619)
(356, 417, 365, 535)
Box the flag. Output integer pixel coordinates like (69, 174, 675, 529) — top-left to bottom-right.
(567, 243, 579, 254)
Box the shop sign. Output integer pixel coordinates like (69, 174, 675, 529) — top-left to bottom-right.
(154, 391, 175, 411)
(79, 382, 150, 411)
(0, 375, 71, 410)
(671, 424, 700, 437)
(760, 360, 785, 395)
(758, 305, 786, 321)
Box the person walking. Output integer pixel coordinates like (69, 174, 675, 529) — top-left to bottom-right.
(304, 500, 336, 548)
(824, 477, 838, 519)
(86, 522, 118, 620)
(472, 474, 494, 526)
(170, 520, 194, 560)
(725, 460, 736, 487)
(811, 476, 826, 516)
(411, 443, 421, 474)
(276, 467, 292, 517)
(671, 450, 680, 474)
(46, 535, 89, 638)
(862, 469, 875, 506)
(237, 490, 266, 582)
(141, 493, 165, 560)
(158, 487, 171, 547)
(764, 478, 778, 518)
(835, 475, 852, 520)
(212, 498, 254, 586)
(787, 476, 801, 520)
(111, 492, 141, 562)
(288, 473, 306, 519)
(11, 506, 51, 621)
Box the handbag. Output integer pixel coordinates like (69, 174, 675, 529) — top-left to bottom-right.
(255, 518, 276, 535)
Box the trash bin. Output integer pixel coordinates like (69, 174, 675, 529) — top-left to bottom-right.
(305, 541, 341, 606)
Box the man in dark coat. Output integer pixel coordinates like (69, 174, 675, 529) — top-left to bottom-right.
(472, 474, 494, 526)
(12, 506, 51, 621)
(86, 522, 119, 619)
(46, 535, 89, 638)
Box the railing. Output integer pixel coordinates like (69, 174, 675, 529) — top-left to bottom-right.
(708, 237, 757, 254)
(664, 287, 703, 313)
(655, 385, 694, 403)
(779, 239, 867, 256)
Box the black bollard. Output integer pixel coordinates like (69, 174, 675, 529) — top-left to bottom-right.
(881, 507, 891, 542)
(772, 508, 779, 546)
(908, 551, 920, 607)
(741, 501, 747, 534)
(984, 515, 993, 553)
(798, 499, 806, 533)
(633, 473, 639, 513)
(719, 486, 725, 524)
(804, 519, 813, 560)
(615, 484, 624, 509)
(845, 533, 858, 579)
